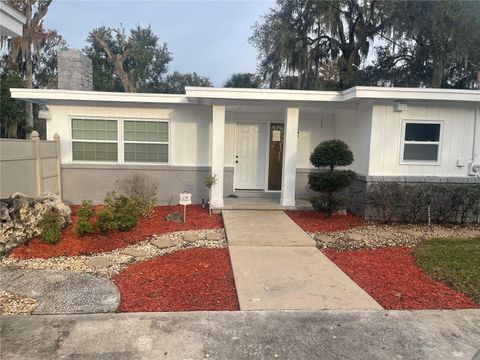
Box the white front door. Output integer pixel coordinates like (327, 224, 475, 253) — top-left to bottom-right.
(235, 123, 267, 190)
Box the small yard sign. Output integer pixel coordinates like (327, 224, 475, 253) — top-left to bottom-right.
(179, 192, 192, 222)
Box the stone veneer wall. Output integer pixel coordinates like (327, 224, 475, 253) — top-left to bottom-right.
(348, 174, 480, 219)
(57, 49, 93, 91)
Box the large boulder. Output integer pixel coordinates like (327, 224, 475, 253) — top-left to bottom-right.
(0, 192, 71, 255)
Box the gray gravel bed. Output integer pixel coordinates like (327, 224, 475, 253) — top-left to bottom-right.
(311, 223, 480, 250)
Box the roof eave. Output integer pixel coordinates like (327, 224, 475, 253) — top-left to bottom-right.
(10, 88, 190, 105)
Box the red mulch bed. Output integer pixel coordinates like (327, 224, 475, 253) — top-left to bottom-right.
(113, 248, 239, 312)
(286, 210, 364, 233)
(324, 247, 479, 310)
(9, 205, 222, 259)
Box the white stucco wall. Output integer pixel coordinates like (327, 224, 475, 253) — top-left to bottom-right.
(48, 104, 339, 170)
(332, 104, 372, 175)
(46, 104, 213, 166)
(368, 101, 478, 177)
(223, 110, 335, 169)
(46, 100, 478, 179)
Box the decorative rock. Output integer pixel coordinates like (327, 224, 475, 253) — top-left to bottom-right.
(85, 258, 115, 269)
(205, 232, 222, 241)
(347, 233, 366, 242)
(0, 291, 38, 315)
(375, 230, 400, 240)
(165, 212, 184, 222)
(314, 234, 336, 245)
(120, 249, 149, 257)
(0, 192, 71, 255)
(463, 229, 480, 237)
(151, 239, 173, 249)
(400, 229, 425, 238)
(183, 234, 202, 242)
(0, 202, 11, 221)
(431, 228, 455, 238)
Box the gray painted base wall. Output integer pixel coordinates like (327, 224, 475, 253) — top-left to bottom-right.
(61, 165, 480, 222)
(61, 165, 313, 205)
(62, 165, 237, 205)
(62, 165, 213, 205)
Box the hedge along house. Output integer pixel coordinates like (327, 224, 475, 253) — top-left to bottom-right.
(10, 57, 480, 216)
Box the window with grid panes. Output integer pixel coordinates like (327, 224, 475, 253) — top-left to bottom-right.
(72, 119, 118, 161)
(123, 120, 169, 163)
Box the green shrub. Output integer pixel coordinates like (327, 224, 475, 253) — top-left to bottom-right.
(116, 173, 157, 216)
(204, 173, 218, 189)
(75, 200, 95, 237)
(75, 218, 95, 237)
(308, 140, 354, 217)
(103, 191, 141, 232)
(38, 210, 62, 244)
(364, 182, 405, 223)
(96, 208, 115, 234)
(365, 183, 480, 224)
(76, 200, 95, 218)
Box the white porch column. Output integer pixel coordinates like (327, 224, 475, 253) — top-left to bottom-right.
(210, 105, 225, 207)
(281, 107, 299, 207)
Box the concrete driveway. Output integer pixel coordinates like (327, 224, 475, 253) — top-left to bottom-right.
(1, 310, 479, 359)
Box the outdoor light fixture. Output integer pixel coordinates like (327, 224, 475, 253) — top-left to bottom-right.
(395, 101, 408, 112)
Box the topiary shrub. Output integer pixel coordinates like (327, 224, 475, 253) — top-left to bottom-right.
(38, 209, 62, 244)
(308, 140, 354, 218)
(75, 200, 95, 237)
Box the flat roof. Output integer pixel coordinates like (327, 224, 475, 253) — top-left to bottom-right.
(10, 86, 480, 105)
(186, 86, 480, 103)
(10, 88, 189, 105)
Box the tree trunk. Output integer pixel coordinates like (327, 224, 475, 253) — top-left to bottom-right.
(431, 59, 444, 88)
(113, 55, 135, 92)
(92, 32, 136, 92)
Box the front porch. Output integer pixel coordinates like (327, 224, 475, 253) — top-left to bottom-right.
(205, 98, 361, 210)
(211, 191, 313, 211)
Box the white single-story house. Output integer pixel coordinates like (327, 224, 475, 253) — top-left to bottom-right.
(11, 85, 480, 215)
(0, 2, 26, 37)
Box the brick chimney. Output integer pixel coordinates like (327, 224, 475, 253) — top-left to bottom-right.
(57, 49, 93, 91)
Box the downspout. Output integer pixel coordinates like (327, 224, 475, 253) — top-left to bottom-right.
(472, 103, 479, 164)
(470, 102, 480, 177)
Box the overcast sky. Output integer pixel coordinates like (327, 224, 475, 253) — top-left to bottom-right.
(43, 0, 275, 86)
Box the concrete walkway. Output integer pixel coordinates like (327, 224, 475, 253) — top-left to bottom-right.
(1, 310, 479, 359)
(0, 268, 120, 314)
(223, 210, 381, 310)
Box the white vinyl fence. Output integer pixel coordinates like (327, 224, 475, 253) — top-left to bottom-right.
(0, 132, 62, 199)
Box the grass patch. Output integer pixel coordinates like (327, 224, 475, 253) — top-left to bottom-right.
(415, 237, 480, 303)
